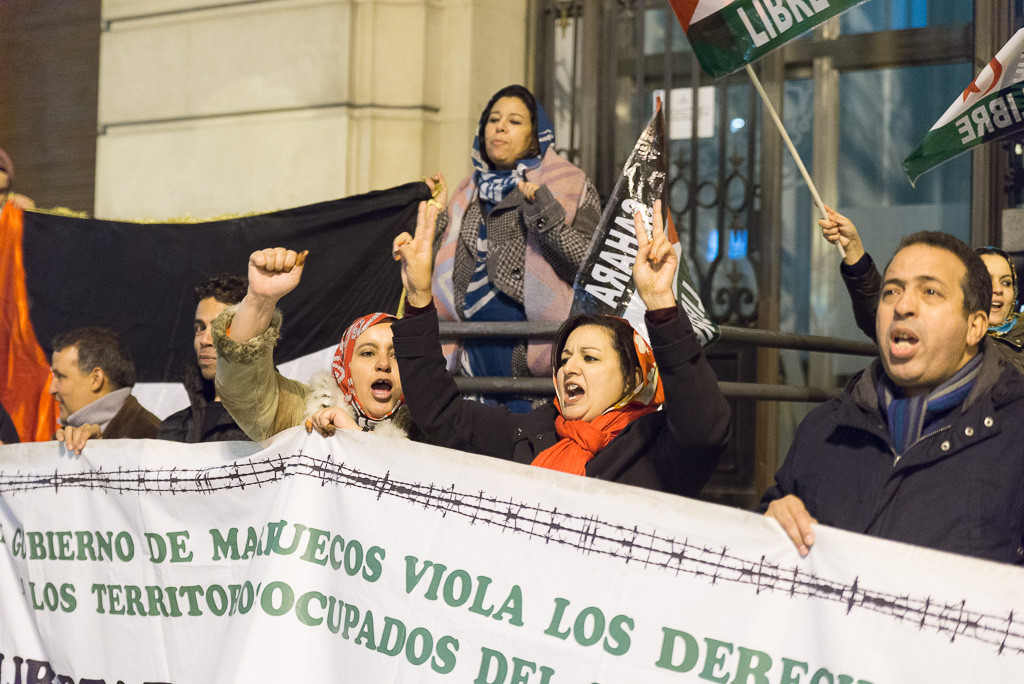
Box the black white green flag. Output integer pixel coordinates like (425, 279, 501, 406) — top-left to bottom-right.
(903, 28, 1024, 185)
(669, 0, 870, 79)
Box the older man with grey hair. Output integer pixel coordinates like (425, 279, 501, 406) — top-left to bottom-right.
(50, 326, 158, 454)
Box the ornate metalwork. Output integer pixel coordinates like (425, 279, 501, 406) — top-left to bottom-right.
(537, 0, 762, 326)
(667, 96, 761, 326)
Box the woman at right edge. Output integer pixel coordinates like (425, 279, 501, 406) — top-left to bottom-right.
(388, 199, 730, 497)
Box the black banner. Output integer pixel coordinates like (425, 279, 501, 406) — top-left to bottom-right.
(22, 182, 430, 382)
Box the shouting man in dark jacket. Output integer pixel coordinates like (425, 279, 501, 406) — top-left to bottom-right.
(158, 275, 249, 443)
(761, 231, 1024, 566)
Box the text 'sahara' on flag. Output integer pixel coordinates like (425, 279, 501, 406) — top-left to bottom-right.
(669, 0, 869, 79)
(570, 101, 720, 347)
(904, 28, 1024, 185)
(0, 183, 429, 440)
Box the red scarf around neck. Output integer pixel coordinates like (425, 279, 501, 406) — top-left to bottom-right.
(531, 402, 657, 475)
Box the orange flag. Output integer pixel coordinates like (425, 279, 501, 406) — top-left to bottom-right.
(0, 202, 57, 441)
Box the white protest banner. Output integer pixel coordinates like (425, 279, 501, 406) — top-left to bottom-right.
(2, 429, 1023, 683)
(904, 27, 1024, 184)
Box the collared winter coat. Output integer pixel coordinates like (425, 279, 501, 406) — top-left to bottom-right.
(103, 395, 160, 440)
(157, 364, 249, 443)
(760, 339, 1024, 565)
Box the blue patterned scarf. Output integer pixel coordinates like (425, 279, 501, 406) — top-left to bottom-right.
(877, 353, 983, 457)
(472, 99, 555, 210)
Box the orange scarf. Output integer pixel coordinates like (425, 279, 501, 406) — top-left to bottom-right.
(531, 402, 657, 475)
(532, 318, 665, 475)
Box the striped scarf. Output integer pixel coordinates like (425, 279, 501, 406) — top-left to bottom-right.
(878, 353, 983, 457)
(432, 153, 587, 377)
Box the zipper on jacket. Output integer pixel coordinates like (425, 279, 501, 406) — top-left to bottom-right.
(892, 423, 952, 466)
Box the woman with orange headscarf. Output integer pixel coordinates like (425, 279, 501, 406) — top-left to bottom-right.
(390, 200, 730, 496)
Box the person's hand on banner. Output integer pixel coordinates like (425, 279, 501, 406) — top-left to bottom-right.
(393, 201, 439, 308)
(304, 406, 360, 437)
(55, 423, 101, 456)
(765, 494, 818, 556)
(632, 199, 678, 310)
(819, 205, 865, 266)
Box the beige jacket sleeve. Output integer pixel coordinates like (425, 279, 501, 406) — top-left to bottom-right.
(211, 305, 310, 441)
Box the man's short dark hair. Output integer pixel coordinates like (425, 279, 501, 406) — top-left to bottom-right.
(194, 274, 247, 306)
(889, 231, 992, 317)
(52, 327, 136, 390)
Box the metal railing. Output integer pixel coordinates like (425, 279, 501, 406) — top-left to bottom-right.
(439, 322, 877, 403)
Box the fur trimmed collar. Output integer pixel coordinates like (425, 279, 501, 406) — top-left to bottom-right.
(303, 370, 412, 440)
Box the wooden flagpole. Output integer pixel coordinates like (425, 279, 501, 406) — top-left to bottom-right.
(745, 64, 845, 259)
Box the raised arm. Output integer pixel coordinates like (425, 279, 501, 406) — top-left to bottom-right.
(393, 201, 439, 308)
(229, 248, 307, 343)
(213, 247, 310, 440)
(630, 201, 731, 494)
(819, 205, 879, 341)
(632, 199, 677, 310)
(392, 202, 519, 457)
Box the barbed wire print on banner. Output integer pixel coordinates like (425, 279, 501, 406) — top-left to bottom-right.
(1, 451, 1021, 657)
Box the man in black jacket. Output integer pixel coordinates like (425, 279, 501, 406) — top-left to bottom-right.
(158, 275, 249, 443)
(762, 231, 1024, 565)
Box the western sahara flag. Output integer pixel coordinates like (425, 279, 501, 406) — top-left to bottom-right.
(0, 182, 429, 441)
(669, 0, 869, 78)
(904, 28, 1024, 185)
(570, 101, 719, 347)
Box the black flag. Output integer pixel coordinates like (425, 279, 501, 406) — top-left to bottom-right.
(21, 181, 431, 384)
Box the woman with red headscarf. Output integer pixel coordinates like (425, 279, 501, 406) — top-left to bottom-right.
(211, 248, 414, 441)
(390, 200, 731, 496)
